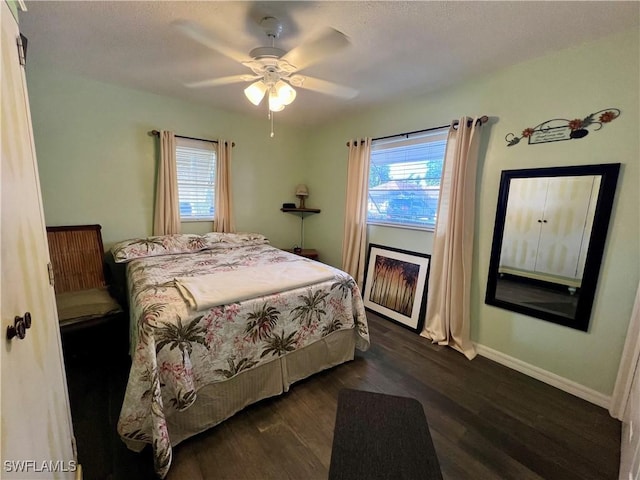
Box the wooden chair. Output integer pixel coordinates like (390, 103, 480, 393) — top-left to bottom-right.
(46, 224, 123, 330)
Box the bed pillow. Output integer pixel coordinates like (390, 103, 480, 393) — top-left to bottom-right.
(111, 234, 208, 263)
(203, 232, 270, 248)
(111, 232, 270, 263)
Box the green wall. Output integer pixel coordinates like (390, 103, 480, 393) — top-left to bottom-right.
(5, 0, 19, 22)
(27, 28, 639, 396)
(305, 28, 639, 395)
(26, 65, 310, 249)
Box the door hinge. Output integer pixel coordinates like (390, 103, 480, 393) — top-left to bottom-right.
(16, 33, 27, 67)
(47, 262, 55, 287)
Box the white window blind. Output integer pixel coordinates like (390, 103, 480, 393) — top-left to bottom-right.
(367, 128, 448, 230)
(175, 137, 216, 221)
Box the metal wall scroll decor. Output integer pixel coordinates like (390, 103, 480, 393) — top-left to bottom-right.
(505, 108, 620, 146)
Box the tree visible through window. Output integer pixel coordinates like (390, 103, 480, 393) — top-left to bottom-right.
(367, 128, 448, 230)
(175, 137, 216, 221)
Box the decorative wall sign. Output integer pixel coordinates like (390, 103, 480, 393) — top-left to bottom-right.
(505, 108, 620, 147)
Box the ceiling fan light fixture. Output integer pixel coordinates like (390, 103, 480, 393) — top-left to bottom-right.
(268, 88, 286, 112)
(274, 80, 296, 106)
(244, 80, 268, 106)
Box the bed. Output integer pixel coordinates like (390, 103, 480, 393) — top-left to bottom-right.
(111, 232, 370, 478)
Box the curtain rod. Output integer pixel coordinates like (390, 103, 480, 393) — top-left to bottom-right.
(346, 115, 489, 146)
(149, 130, 235, 147)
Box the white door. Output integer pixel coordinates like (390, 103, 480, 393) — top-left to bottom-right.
(613, 283, 640, 480)
(499, 175, 597, 282)
(535, 175, 596, 278)
(1, 2, 76, 478)
(499, 177, 548, 272)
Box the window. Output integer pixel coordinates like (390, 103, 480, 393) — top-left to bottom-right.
(176, 137, 216, 221)
(367, 128, 448, 230)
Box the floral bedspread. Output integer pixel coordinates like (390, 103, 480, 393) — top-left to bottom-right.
(116, 240, 369, 478)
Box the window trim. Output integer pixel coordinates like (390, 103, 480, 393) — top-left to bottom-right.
(366, 220, 436, 232)
(367, 127, 448, 231)
(175, 137, 216, 222)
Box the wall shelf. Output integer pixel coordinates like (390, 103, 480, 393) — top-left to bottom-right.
(280, 208, 320, 249)
(280, 207, 321, 215)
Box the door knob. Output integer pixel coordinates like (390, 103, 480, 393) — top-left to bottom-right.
(6, 312, 32, 340)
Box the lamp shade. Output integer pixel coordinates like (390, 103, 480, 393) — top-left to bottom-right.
(244, 81, 268, 106)
(295, 184, 309, 197)
(268, 88, 285, 112)
(274, 80, 296, 106)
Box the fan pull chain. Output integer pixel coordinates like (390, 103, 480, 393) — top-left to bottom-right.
(267, 108, 275, 138)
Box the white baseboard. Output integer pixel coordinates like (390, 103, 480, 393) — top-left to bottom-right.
(474, 343, 611, 409)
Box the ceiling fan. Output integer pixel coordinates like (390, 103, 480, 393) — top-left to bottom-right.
(175, 17, 358, 114)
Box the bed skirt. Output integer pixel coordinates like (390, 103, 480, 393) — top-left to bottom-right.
(123, 328, 357, 452)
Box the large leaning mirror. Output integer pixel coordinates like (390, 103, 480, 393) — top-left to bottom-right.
(485, 163, 620, 331)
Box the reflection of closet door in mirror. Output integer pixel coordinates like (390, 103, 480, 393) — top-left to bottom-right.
(535, 175, 600, 280)
(499, 177, 549, 273)
(499, 175, 600, 287)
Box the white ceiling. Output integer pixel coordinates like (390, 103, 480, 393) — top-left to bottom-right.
(20, 1, 640, 126)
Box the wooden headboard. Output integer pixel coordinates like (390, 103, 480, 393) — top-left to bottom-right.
(46, 224, 107, 294)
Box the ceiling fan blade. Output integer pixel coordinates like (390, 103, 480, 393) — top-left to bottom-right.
(290, 75, 358, 99)
(173, 20, 248, 64)
(280, 27, 350, 71)
(185, 74, 258, 89)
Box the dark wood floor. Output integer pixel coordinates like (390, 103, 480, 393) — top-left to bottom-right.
(62, 312, 621, 480)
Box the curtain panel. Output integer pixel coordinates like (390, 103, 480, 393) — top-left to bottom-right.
(153, 130, 180, 236)
(421, 117, 483, 360)
(341, 138, 372, 288)
(214, 139, 235, 233)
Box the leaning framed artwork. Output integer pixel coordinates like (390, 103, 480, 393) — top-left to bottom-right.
(362, 244, 430, 332)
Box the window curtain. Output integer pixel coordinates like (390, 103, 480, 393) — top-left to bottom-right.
(153, 130, 180, 236)
(421, 117, 483, 360)
(214, 139, 235, 233)
(341, 138, 371, 288)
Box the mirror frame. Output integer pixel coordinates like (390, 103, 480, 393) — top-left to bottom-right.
(485, 163, 620, 331)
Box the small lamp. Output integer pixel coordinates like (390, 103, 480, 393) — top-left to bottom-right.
(295, 184, 309, 209)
